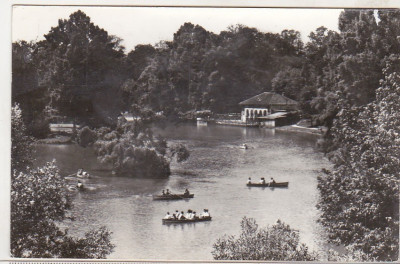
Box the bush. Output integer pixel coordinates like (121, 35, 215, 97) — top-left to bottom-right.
(11, 161, 115, 258)
(94, 119, 189, 178)
(78, 126, 98, 147)
(212, 217, 318, 261)
(29, 114, 50, 139)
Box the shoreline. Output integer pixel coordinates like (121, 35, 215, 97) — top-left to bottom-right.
(35, 123, 326, 145)
(275, 125, 326, 136)
(35, 135, 73, 145)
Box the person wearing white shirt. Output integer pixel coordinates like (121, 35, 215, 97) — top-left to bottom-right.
(163, 212, 173, 220)
(200, 209, 210, 218)
(180, 211, 186, 219)
(269, 177, 276, 186)
(175, 210, 180, 219)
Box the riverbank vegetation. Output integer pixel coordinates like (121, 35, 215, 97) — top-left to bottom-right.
(92, 115, 189, 178)
(317, 57, 400, 261)
(12, 8, 400, 261)
(11, 104, 115, 258)
(212, 217, 317, 261)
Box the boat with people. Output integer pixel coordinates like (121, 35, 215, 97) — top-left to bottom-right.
(77, 168, 90, 178)
(246, 182, 289, 187)
(239, 143, 248, 149)
(153, 189, 194, 200)
(246, 177, 288, 187)
(162, 209, 211, 224)
(162, 216, 212, 224)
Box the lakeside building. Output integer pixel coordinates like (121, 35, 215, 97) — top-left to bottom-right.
(239, 92, 299, 127)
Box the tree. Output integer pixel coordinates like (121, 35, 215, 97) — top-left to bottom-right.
(11, 162, 115, 258)
(271, 67, 305, 101)
(11, 104, 34, 172)
(11, 106, 114, 258)
(317, 56, 400, 261)
(212, 217, 318, 261)
(94, 114, 190, 178)
(78, 126, 98, 147)
(38, 10, 125, 124)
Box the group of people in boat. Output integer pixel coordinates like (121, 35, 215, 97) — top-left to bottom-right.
(75, 168, 89, 190)
(240, 143, 248, 149)
(163, 209, 210, 220)
(247, 177, 276, 185)
(161, 188, 190, 196)
(77, 168, 89, 177)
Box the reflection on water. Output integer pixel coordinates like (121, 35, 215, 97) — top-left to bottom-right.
(34, 124, 332, 260)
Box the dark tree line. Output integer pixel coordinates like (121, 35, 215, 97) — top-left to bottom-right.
(13, 11, 307, 134)
(13, 10, 400, 131)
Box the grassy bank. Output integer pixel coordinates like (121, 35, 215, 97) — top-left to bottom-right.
(35, 135, 73, 144)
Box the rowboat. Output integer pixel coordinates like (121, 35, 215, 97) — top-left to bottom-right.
(239, 144, 248, 149)
(162, 216, 212, 224)
(77, 171, 90, 178)
(153, 193, 194, 200)
(246, 182, 289, 188)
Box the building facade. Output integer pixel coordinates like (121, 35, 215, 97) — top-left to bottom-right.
(239, 92, 299, 123)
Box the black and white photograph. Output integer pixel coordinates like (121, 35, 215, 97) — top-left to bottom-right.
(4, 1, 400, 261)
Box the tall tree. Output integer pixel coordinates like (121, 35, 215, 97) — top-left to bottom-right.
(11, 106, 115, 258)
(38, 10, 125, 124)
(317, 56, 400, 261)
(11, 104, 34, 172)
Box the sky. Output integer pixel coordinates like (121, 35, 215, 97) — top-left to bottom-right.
(12, 6, 343, 52)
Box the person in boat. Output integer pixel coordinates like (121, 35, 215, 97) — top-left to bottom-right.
(200, 209, 210, 219)
(247, 177, 252, 184)
(77, 180, 83, 189)
(174, 210, 180, 219)
(162, 189, 166, 196)
(179, 211, 186, 220)
(185, 209, 193, 219)
(260, 177, 266, 184)
(77, 169, 83, 176)
(166, 189, 171, 195)
(269, 177, 276, 186)
(184, 188, 190, 196)
(192, 211, 197, 220)
(163, 212, 173, 220)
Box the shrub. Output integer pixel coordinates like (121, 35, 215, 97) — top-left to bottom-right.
(78, 126, 98, 147)
(212, 217, 318, 261)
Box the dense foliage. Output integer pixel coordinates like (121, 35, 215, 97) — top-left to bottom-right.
(93, 115, 189, 178)
(11, 162, 115, 258)
(317, 57, 400, 261)
(11, 105, 114, 258)
(11, 104, 34, 172)
(212, 217, 317, 261)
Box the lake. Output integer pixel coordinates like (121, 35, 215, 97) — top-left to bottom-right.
(34, 124, 332, 260)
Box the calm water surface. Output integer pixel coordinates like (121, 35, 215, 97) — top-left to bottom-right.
(34, 124, 332, 260)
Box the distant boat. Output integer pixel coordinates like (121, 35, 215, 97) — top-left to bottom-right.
(77, 170, 90, 178)
(153, 193, 194, 200)
(246, 182, 289, 188)
(239, 144, 248, 149)
(197, 117, 208, 126)
(162, 216, 212, 224)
